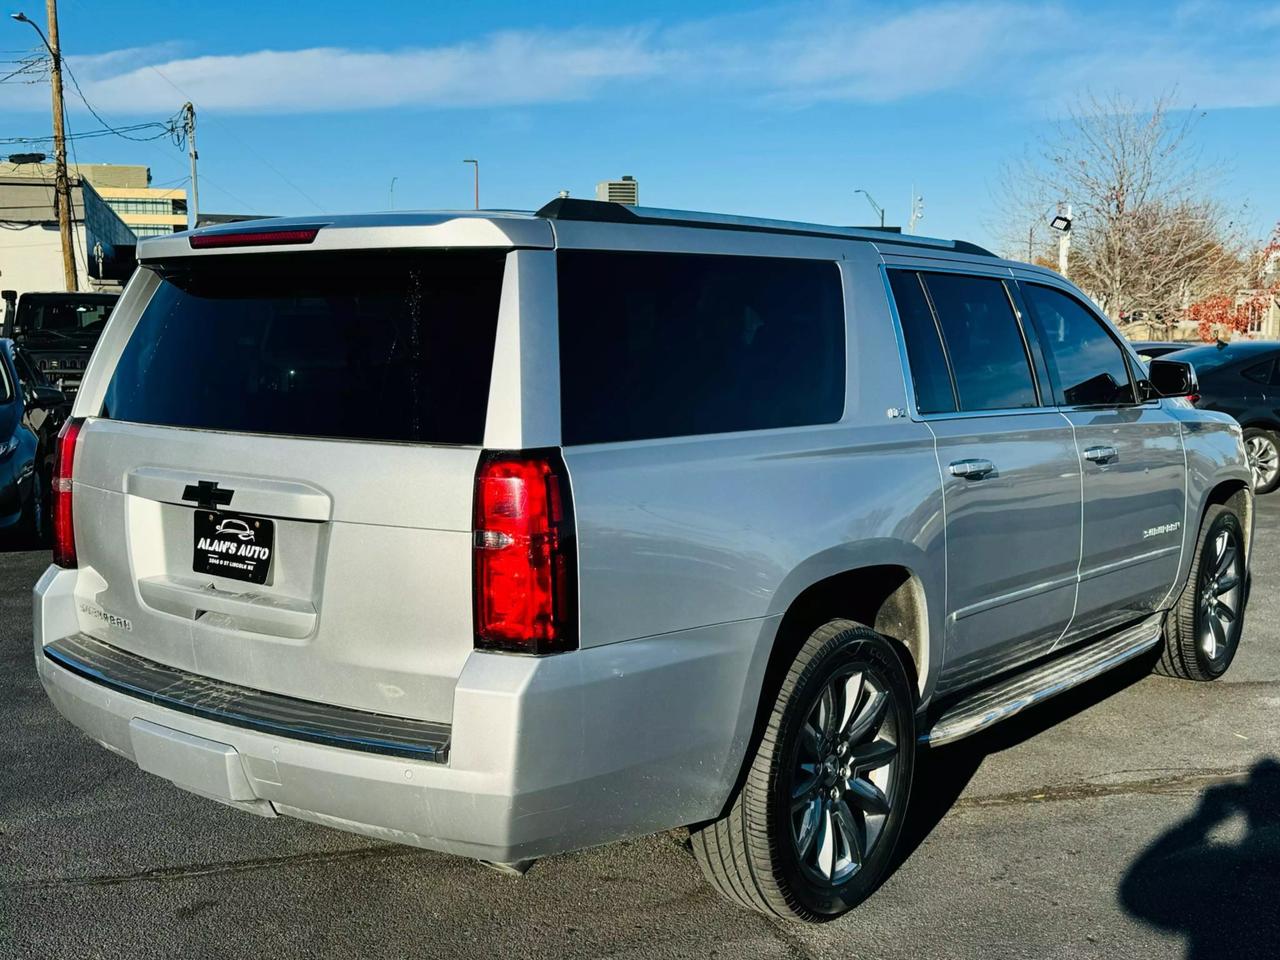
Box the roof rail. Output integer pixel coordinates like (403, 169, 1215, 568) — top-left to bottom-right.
(534, 198, 995, 257)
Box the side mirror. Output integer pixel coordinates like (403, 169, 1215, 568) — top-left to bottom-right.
(1145, 358, 1198, 399)
(26, 383, 66, 412)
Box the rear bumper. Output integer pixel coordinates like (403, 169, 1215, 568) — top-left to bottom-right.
(34, 565, 772, 864)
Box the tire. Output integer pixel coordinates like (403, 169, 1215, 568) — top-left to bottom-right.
(1243, 428, 1280, 495)
(1155, 504, 1246, 681)
(690, 621, 916, 921)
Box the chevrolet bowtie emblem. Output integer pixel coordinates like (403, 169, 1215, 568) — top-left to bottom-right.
(181, 480, 234, 511)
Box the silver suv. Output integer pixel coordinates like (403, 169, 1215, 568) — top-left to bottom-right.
(34, 201, 1253, 921)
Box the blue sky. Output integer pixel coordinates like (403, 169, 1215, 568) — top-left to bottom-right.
(3, 0, 1278, 250)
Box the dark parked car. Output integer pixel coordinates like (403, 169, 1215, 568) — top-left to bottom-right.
(1170, 340, 1280, 494)
(0, 290, 118, 397)
(0, 338, 67, 542)
(1132, 340, 1195, 361)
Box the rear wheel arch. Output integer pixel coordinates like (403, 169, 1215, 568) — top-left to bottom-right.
(769, 566, 930, 699)
(707, 564, 932, 824)
(1235, 420, 1280, 433)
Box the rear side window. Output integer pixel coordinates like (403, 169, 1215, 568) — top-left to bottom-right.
(557, 251, 845, 444)
(1241, 359, 1275, 385)
(921, 273, 1038, 411)
(887, 270, 956, 414)
(1021, 283, 1135, 406)
(102, 251, 506, 445)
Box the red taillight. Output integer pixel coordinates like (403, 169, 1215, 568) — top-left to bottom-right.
(473, 450, 577, 654)
(189, 227, 320, 249)
(52, 417, 83, 568)
(1187, 393, 1201, 405)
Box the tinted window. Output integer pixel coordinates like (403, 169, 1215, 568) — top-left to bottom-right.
(1242, 359, 1275, 385)
(887, 270, 955, 414)
(15, 294, 115, 343)
(103, 251, 505, 444)
(1023, 284, 1134, 406)
(921, 273, 1038, 411)
(558, 251, 844, 444)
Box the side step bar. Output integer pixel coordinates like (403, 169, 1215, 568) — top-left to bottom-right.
(922, 614, 1164, 747)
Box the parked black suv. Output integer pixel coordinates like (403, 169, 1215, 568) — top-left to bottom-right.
(0, 291, 118, 397)
(1171, 340, 1280, 494)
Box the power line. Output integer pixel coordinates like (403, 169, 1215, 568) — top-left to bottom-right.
(0, 52, 47, 84)
(1, 122, 176, 145)
(143, 60, 326, 213)
(58, 53, 183, 145)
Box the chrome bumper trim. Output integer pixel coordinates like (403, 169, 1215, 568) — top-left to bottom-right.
(44, 633, 451, 762)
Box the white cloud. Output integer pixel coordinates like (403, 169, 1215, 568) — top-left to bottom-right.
(75, 29, 664, 113)
(1, 2, 1278, 117)
(762, 3, 1067, 102)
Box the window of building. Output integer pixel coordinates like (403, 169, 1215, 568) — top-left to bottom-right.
(131, 224, 178, 237)
(557, 250, 845, 444)
(919, 272, 1039, 411)
(1021, 283, 1136, 406)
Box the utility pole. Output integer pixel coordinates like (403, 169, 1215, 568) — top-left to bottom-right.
(12, 5, 77, 290)
(463, 159, 479, 210)
(182, 102, 199, 229)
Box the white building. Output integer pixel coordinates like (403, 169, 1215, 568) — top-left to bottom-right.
(0, 173, 137, 294)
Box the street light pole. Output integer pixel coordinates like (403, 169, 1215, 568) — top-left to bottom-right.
(463, 159, 479, 210)
(855, 188, 885, 228)
(12, 5, 77, 291)
(1056, 203, 1072, 278)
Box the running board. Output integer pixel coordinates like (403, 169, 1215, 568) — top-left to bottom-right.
(922, 614, 1164, 747)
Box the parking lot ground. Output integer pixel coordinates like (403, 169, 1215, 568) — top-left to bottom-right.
(3, 500, 1278, 960)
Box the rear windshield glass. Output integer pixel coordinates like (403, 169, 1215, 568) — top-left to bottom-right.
(102, 251, 506, 445)
(1168, 345, 1259, 377)
(16, 295, 116, 344)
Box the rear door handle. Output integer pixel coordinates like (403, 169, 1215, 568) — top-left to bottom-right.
(948, 458, 995, 479)
(1084, 445, 1118, 463)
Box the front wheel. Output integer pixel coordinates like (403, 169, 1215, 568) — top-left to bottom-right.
(1243, 428, 1280, 495)
(690, 621, 915, 921)
(1155, 504, 1247, 681)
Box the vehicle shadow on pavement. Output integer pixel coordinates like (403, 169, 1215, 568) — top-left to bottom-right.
(894, 652, 1158, 870)
(1118, 756, 1280, 960)
(0, 535, 47, 555)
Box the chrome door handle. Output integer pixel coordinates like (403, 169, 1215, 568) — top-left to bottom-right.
(948, 458, 995, 479)
(1084, 445, 1118, 463)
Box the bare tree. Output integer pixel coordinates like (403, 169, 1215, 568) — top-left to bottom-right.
(996, 92, 1251, 337)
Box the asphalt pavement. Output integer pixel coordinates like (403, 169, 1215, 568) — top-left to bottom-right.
(2, 500, 1278, 959)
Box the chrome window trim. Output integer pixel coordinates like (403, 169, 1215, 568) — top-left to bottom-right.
(878, 262, 1054, 423)
(1007, 270, 1156, 388)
